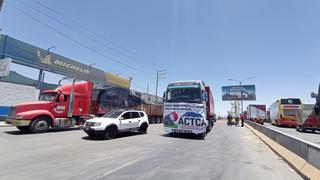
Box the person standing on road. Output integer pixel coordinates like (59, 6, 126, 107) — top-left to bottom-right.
(227, 114, 232, 126)
(240, 113, 245, 127)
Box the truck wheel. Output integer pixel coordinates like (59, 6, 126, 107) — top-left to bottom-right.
(138, 123, 148, 134)
(199, 133, 207, 139)
(103, 126, 118, 140)
(30, 117, 50, 133)
(17, 126, 30, 133)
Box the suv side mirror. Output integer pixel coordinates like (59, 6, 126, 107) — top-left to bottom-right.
(119, 116, 124, 120)
(311, 92, 318, 98)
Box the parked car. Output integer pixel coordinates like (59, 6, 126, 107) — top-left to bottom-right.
(83, 110, 149, 139)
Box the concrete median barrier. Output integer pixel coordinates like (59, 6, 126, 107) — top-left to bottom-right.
(245, 121, 320, 179)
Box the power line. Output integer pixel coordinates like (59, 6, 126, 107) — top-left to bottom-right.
(31, 0, 164, 70)
(17, 0, 159, 71)
(7, 1, 154, 75)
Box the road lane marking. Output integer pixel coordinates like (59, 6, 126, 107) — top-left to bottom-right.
(94, 160, 138, 180)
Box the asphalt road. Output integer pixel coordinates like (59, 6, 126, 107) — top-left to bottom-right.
(264, 122, 320, 145)
(0, 121, 302, 180)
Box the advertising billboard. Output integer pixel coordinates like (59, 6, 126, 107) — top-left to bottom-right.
(0, 34, 130, 88)
(222, 85, 256, 101)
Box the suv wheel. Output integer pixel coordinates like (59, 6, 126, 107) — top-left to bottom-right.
(103, 126, 118, 140)
(138, 123, 148, 134)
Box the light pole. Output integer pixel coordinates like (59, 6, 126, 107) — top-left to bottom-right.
(228, 77, 253, 115)
(37, 46, 55, 90)
(89, 63, 96, 80)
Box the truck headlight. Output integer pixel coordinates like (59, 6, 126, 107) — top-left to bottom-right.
(94, 122, 102, 127)
(16, 115, 24, 120)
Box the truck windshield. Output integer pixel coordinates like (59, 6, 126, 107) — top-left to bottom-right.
(283, 109, 301, 116)
(39, 92, 57, 101)
(166, 88, 201, 103)
(103, 111, 124, 118)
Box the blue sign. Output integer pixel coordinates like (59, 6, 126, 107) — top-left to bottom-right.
(0, 34, 130, 88)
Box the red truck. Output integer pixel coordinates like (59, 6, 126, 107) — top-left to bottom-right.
(205, 86, 216, 126)
(296, 85, 320, 132)
(6, 78, 163, 133)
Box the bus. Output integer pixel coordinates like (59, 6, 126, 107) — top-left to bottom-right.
(270, 98, 303, 127)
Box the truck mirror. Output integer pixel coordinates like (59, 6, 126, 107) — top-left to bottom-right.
(163, 92, 166, 99)
(315, 105, 320, 115)
(59, 95, 64, 102)
(311, 92, 318, 98)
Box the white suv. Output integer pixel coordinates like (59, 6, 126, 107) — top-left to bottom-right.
(84, 110, 149, 139)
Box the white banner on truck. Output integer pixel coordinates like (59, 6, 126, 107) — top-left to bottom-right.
(0, 58, 12, 77)
(163, 102, 207, 134)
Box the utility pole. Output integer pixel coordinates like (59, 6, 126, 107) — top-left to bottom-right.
(155, 69, 166, 98)
(129, 77, 133, 89)
(147, 84, 149, 94)
(0, 0, 4, 12)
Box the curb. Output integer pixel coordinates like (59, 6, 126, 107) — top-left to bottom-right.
(245, 123, 320, 180)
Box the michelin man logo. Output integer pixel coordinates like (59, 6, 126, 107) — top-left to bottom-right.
(37, 49, 52, 65)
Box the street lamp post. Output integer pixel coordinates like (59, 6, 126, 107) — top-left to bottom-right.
(37, 46, 55, 90)
(89, 63, 96, 80)
(228, 77, 253, 115)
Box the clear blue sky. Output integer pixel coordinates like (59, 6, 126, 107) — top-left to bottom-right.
(1, 0, 320, 115)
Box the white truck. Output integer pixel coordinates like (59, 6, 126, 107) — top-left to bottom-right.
(163, 80, 215, 138)
(247, 104, 267, 125)
(83, 110, 149, 139)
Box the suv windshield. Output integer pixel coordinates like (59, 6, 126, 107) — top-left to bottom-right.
(39, 92, 57, 101)
(103, 111, 124, 118)
(166, 88, 201, 103)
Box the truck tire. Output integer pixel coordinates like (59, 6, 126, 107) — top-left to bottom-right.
(30, 117, 50, 133)
(17, 126, 30, 133)
(149, 117, 155, 124)
(199, 132, 207, 139)
(103, 126, 118, 140)
(138, 123, 148, 134)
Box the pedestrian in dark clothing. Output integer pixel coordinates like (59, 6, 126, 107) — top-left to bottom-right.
(240, 113, 245, 127)
(227, 114, 232, 126)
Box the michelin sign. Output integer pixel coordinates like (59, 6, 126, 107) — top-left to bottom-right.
(163, 103, 207, 134)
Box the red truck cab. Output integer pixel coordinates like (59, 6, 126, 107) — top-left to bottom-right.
(297, 89, 320, 132)
(6, 80, 92, 133)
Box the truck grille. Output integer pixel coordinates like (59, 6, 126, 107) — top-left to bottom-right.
(7, 106, 16, 118)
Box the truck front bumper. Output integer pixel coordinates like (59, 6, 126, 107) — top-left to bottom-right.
(278, 120, 297, 127)
(6, 119, 31, 126)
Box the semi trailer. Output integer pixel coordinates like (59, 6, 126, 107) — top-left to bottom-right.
(247, 104, 267, 125)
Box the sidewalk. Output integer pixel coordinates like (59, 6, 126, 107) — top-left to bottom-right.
(0, 121, 11, 127)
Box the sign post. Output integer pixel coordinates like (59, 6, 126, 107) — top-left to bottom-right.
(0, 58, 11, 77)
